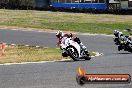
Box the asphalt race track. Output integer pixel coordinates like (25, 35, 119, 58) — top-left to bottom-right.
(0, 29, 132, 88)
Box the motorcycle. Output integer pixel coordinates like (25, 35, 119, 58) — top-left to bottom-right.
(60, 37, 91, 61)
(113, 36, 132, 53)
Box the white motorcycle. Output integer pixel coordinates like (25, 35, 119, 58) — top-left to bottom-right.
(60, 37, 91, 61)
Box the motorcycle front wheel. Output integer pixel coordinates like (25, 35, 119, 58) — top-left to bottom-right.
(67, 46, 79, 61)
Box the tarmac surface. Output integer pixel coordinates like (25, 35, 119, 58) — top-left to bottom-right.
(0, 29, 132, 88)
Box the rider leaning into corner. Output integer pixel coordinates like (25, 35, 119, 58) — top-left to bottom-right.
(113, 30, 132, 51)
(56, 31, 88, 56)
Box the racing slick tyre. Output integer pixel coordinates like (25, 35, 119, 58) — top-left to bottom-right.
(67, 46, 79, 61)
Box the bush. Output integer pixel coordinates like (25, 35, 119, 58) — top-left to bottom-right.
(0, 0, 35, 9)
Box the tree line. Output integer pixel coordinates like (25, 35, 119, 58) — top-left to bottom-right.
(0, 0, 49, 9)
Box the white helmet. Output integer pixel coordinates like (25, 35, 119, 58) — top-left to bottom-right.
(56, 31, 63, 38)
(114, 30, 119, 33)
(114, 30, 119, 37)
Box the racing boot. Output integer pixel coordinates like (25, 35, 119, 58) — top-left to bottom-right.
(114, 38, 120, 45)
(118, 45, 122, 51)
(62, 51, 68, 57)
(115, 41, 119, 45)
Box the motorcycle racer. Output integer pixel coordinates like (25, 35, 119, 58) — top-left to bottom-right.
(56, 31, 88, 56)
(113, 30, 132, 51)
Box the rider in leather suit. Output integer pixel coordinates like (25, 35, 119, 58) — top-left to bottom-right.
(56, 31, 88, 56)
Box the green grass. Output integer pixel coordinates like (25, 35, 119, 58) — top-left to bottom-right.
(0, 45, 63, 64)
(0, 9, 132, 34)
(0, 44, 97, 64)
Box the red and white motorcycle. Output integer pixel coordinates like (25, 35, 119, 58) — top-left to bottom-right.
(60, 37, 91, 61)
